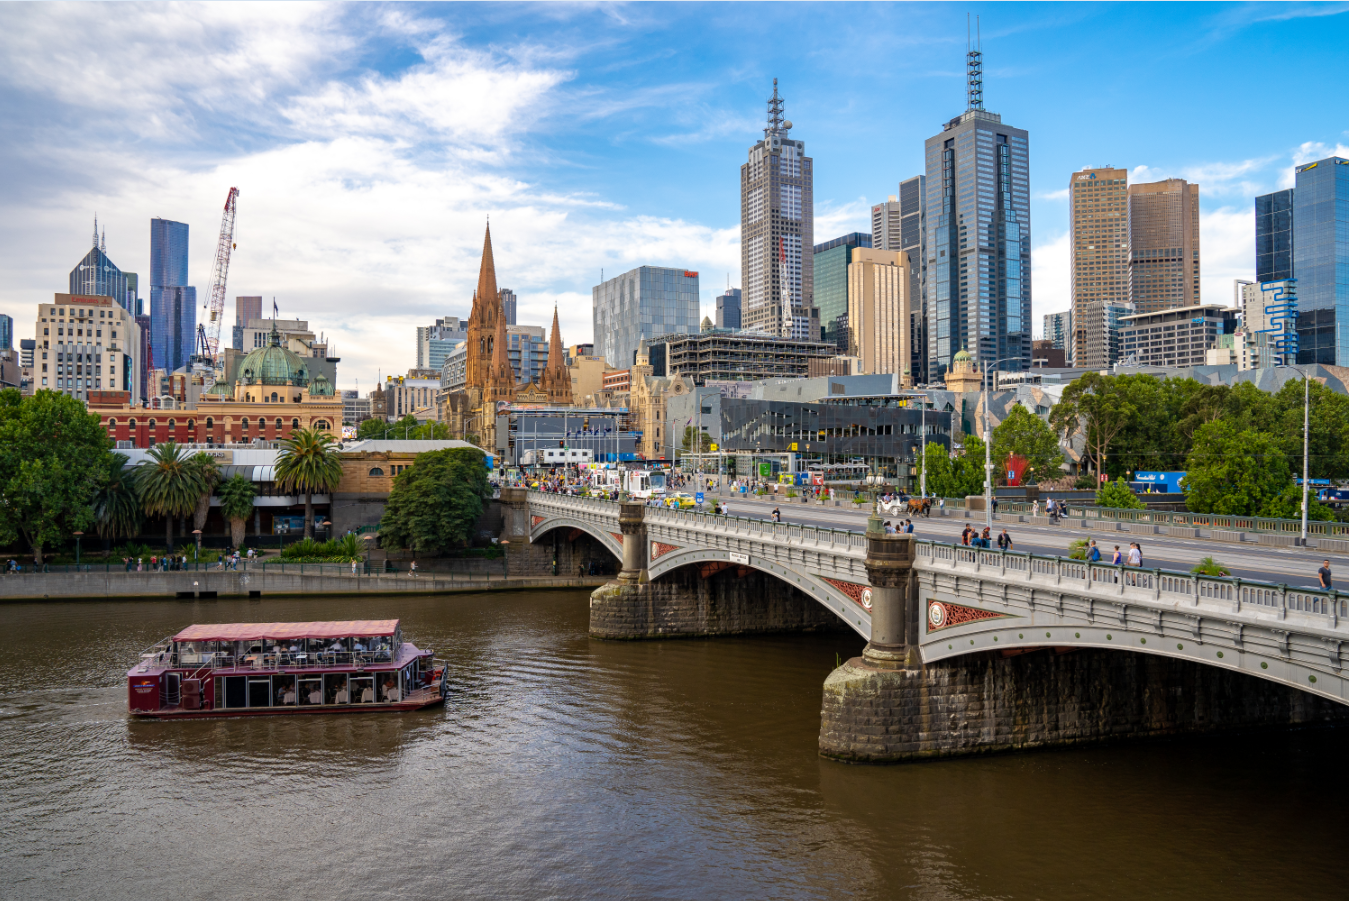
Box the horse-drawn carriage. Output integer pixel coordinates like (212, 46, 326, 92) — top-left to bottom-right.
(876, 495, 932, 518)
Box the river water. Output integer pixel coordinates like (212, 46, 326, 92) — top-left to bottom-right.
(1, 590, 1345, 900)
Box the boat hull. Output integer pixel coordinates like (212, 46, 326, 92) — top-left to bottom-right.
(131, 693, 445, 719)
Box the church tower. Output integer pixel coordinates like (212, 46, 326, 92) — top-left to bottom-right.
(539, 306, 573, 405)
(465, 223, 501, 393)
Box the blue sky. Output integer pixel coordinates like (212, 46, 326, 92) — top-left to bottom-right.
(2, 1, 1347, 388)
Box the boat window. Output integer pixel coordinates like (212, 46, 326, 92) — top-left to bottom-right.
(248, 678, 272, 708)
(326, 673, 350, 705)
(224, 676, 247, 708)
(300, 678, 323, 705)
(274, 675, 296, 706)
(350, 675, 375, 704)
(381, 673, 401, 703)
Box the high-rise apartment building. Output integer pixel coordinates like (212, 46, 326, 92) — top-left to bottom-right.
(149, 218, 196, 373)
(924, 43, 1031, 381)
(507, 324, 548, 385)
(1069, 167, 1129, 367)
(416, 316, 467, 371)
(1079, 302, 1133, 368)
(715, 288, 742, 330)
(1256, 189, 1295, 284)
(232, 296, 263, 350)
(1127, 179, 1200, 314)
(871, 197, 902, 251)
(0, 314, 11, 352)
(1043, 310, 1072, 352)
(813, 232, 871, 352)
(740, 79, 816, 340)
(1294, 157, 1349, 365)
(897, 175, 927, 382)
(846, 248, 912, 382)
(592, 266, 700, 368)
(35, 294, 142, 400)
(69, 218, 135, 312)
(500, 288, 517, 326)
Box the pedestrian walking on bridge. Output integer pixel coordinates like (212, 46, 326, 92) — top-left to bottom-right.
(1319, 560, 1333, 590)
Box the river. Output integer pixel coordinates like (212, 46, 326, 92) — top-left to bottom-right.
(1, 590, 1344, 900)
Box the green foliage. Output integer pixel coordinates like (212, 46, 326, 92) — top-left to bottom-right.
(1191, 556, 1232, 577)
(188, 453, 221, 532)
(1258, 485, 1336, 522)
(785, 489, 798, 498)
(218, 474, 256, 522)
(1050, 372, 1138, 478)
(281, 537, 326, 558)
(1096, 477, 1145, 510)
(379, 448, 490, 554)
(992, 404, 1064, 484)
(134, 442, 205, 550)
(0, 389, 110, 563)
(921, 433, 988, 499)
(279, 533, 365, 562)
(358, 415, 448, 440)
(1182, 421, 1290, 517)
(1067, 538, 1089, 561)
(680, 426, 713, 453)
(93, 452, 142, 541)
(112, 541, 155, 560)
(276, 428, 343, 538)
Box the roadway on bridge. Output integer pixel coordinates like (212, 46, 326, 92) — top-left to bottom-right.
(702, 494, 1339, 590)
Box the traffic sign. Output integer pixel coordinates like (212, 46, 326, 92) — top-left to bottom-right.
(695, 492, 704, 504)
(709, 443, 718, 451)
(789, 442, 798, 451)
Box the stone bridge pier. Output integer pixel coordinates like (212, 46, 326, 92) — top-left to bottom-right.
(819, 530, 1349, 764)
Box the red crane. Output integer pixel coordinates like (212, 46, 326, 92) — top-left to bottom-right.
(201, 187, 240, 362)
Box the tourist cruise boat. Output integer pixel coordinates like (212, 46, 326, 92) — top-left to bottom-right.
(127, 619, 447, 718)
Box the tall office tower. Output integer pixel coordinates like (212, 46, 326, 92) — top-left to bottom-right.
(924, 39, 1031, 382)
(592, 266, 700, 368)
(813, 232, 871, 352)
(68, 217, 133, 312)
(232, 296, 263, 350)
(846, 248, 912, 382)
(1043, 310, 1072, 351)
(500, 288, 517, 326)
(740, 79, 816, 339)
(0, 313, 11, 351)
(872, 196, 902, 250)
(416, 316, 468, 370)
(1126, 179, 1200, 315)
(898, 175, 928, 381)
(1255, 189, 1295, 284)
(1069, 167, 1129, 367)
(1294, 157, 1349, 364)
(149, 218, 195, 372)
(715, 287, 742, 329)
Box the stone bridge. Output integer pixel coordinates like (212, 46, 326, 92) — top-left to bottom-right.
(518, 490, 1349, 761)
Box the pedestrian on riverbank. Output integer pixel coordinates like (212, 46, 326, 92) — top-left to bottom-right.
(1127, 543, 1142, 567)
(1087, 540, 1101, 562)
(1032, 499, 1040, 518)
(410, 560, 418, 578)
(1319, 560, 1333, 589)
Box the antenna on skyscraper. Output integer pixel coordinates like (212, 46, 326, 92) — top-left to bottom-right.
(966, 14, 984, 111)
(100, 228, 106, 255)
(765, 78, 784, 138)
(93, 215, 99, 250)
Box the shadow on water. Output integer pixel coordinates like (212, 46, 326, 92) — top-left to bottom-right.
(0, 591, 1346, 900)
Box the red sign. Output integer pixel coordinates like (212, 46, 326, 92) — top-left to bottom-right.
(683, 271, 699, 278)
(1100, 473, 1109, 483)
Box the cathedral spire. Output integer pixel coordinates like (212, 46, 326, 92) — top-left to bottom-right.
(476, 221, 499, 307)
(541, 304, 572, 405)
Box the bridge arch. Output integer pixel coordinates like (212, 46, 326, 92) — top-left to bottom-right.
(528, 515, 624, 562)
(648, 546, 872, 640)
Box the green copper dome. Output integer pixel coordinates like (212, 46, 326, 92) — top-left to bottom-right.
(952, 346, 972, 363)
(237, 327, 311, 387)
(310, 372, 335, 397)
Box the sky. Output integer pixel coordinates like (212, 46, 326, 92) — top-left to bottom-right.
(2, 1, 1348, 390)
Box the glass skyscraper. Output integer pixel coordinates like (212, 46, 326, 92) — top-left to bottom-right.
(812, 232, 871, 352)
(592, 266, 700, 368)
(0, 313, 11, 351)
(149, 218, 195, 372)
(924, 45, 1031, 382)
(1256, 188, 1295, 284)
(1294, 157, 1349, 365)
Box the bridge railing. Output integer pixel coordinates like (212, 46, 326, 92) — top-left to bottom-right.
(916, 539, 1348, 627)
(644, 504, 867, 553)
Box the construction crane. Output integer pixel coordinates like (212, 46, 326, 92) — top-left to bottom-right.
(201, 187, 240, 362)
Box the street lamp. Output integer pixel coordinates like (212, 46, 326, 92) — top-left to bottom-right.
(72, 531, 83, 567)
(982, 357, 1020, 530)
(192, 529, 202, 559)
(500, 539, 510, 578)
(1289, 366, 1312, 544)
(362, 533, 375, 574)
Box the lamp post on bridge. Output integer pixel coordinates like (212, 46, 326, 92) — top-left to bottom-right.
(982, 357, 1020, 531)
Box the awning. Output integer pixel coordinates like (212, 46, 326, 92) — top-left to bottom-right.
(218, 465, 279, 482)
(172, 620, 400, 642)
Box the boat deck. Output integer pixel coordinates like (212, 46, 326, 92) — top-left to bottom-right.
(135, 685, 445, 718)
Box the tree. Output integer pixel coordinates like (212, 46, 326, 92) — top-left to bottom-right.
(275, 428, 343, 538)
(217, 474, 257, 549)
(379, 448, 490, 554)
(0, 389, 108, 564)
(1050, 372, 1137, 480)
(93, 452, 141, 543)
(189, 453, 221, 534)
(356, 414, 447, 440)
(1258, 484, 1336, 522)
(1096, 477, 1145, 510)
(135, 443, 204, 550)
(920, 434, 987, 498)
(681, 426, 712, 453)
(992, 404, 1063, 484)
(1182, 421, 1290, 516)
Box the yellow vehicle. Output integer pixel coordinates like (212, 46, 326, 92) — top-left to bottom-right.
(666, 493, 697, 509)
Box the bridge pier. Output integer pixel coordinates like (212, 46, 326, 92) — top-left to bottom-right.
(819, 533, 1349, 763)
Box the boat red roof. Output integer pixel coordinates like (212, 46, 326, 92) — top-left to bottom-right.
(172, 620, 400, 642)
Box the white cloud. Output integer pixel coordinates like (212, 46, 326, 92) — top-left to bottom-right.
(1032, 230, 1071, 333)
(1038, 188, 1070, 201)
(1200, 205, 1253, 306)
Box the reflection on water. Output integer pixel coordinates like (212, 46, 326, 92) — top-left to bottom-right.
(1, 592, 1345, 900)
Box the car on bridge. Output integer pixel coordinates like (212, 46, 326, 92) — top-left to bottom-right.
(665, 493, 697, 509)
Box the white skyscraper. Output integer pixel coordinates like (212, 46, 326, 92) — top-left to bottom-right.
(740, 80, 817, 340)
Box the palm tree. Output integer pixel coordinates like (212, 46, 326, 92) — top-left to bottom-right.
(135, 443, 204, 550)
(93, 452, 141, 545)
(217, 473, 256, 551)
(189, 453, 221, 535)
(275, 428, 343, 538)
